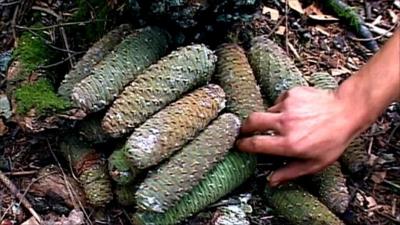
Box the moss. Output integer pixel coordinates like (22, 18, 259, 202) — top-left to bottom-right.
(12, 27, 53, 79)
(15, 79, 70, 115)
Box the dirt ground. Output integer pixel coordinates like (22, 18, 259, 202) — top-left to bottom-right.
(0, 0, 399, 225)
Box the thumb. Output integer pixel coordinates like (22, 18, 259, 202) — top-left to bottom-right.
(269, 160, 320, 187)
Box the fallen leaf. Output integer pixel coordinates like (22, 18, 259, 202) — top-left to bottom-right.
(262, 6, 280, 21)
(281, 0, 304, 14)
(315, 25, 330, 36)
(365, 196, 378, 209)
(0, 120, 8, 136)
(21, 217, 40, 225)
(371, 171, 387, 184)
(275, 26, 286, 36)
(304, 3, 338, 21)
(309, 14, 339, 21)
(330, 67, 351, 76)
(371, 15, 383, 26)
(389, 9, 399, 24)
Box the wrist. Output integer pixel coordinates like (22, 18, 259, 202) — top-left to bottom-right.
(335, 76, 377, 137)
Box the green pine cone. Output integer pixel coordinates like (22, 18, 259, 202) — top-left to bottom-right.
(115, 184, 137, 206)
(71, 26, 169, 113)
(136, 113, 241, 213)
(308, 72, 349, 214)
(58, 24, 133, 99)
(122, 84, 226, 169)
(248, 36, 308, 103)
(340, 137, 369, 174)
(311, 162, 350, 214)
(131, 151, 257, 225)
(78, 113, 109, 144)
(215, 43, 265, 120)
(308, 72, 338, 90)
(264, 183, 344, 225)
(108, 148, 139, 185)
(102, 44, 216, 137)
(59, 135, 113, 206)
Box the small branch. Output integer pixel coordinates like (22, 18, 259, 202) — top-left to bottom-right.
(14, 20, 106, 30)
(0, 0, 20, 7)
(0, 170, 42, 223)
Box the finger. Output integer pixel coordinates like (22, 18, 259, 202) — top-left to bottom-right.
(274, 91, 289, 104)
(236, 135, 290, 156)
(269, 160, 321, 187)
(241, 112, 282, 134)
(267, 102, 283, 113)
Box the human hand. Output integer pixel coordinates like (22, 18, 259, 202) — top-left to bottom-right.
(236, 86, 366, 187)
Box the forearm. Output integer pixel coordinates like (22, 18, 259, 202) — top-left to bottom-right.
(337, 29, 400, 135)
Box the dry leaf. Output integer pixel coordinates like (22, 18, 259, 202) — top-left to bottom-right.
(309, 14, 339, 21)
(275, 26, 286, 36)
(371, 171, 387, 184)
(21, 217, 40, 225)
(330, 67, 351, 76)
(282, 0, 304, 14)
(305, 3, 338, 21)
(389, 9, 399, 24)
(0, 120, 8, 136)
(365, 196, 378, 209)
(262, 6, 280, 21)
(315, 25, 330, 36)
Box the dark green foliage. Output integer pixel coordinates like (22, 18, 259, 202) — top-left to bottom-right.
(131, 151, 257, 225)
(311, 162, 350, 214)
(108, 149, 139, 185)
(59, 135, 113, 206)
(102, 44, 216, 137)
(215, 43, 265, 120)
(58, 24, 133, 99)
(136, 113, 240, 212)
(122, 84, 226, 169)
(71, 27, 170, 114)
(248, 36, 308, 103)
(264, 183, 344, 225)
(15, 79, 70, 114)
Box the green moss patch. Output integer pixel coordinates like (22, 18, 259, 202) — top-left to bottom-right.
(12, 29, 53, 79)
(15, 79, 70, 115)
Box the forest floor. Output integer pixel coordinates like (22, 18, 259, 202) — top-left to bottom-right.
(0, 0, 399, 225)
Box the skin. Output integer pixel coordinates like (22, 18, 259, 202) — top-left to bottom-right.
(237, 29, 400, 187)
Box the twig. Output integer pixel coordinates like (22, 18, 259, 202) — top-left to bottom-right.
(375, 211, 400, 224)
(39, 52, 83, 69)
(14, 20, 106, 30)
(284, 0, 289, 53)
(3, 170, 38, 176)
(0, 170, 42, 223)
(349, 23, 399, 42)
(0, 0, 20, 6)
(367, 137, 373, 155)
(11, 2, 19, 42)
(46, 139, 93, 225)
(383, 179, 400, 191)
(266, 16, 285, 38)
(31, 5, 75, 67)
